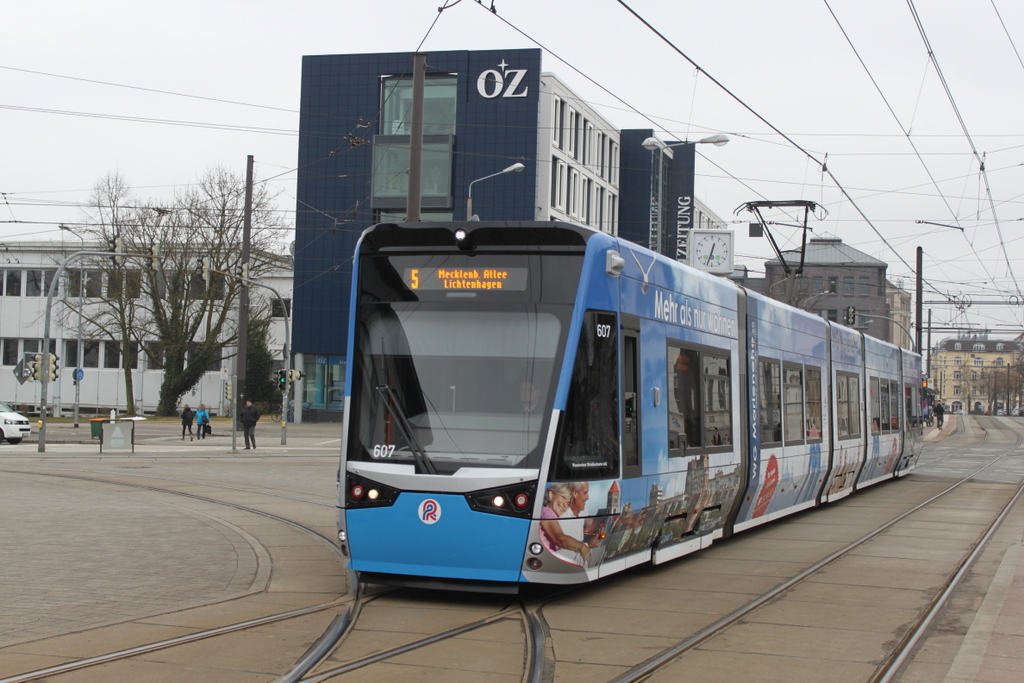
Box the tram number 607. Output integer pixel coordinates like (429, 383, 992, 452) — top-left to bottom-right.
(372, 444, 396, 458)
(596, 323, 612, 338)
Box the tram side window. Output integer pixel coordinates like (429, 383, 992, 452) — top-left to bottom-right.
(759, 359, 782, 444)
(879, 379, 891, 433)
(889, 379, 901, 431)
(783, 364, 804, 445)
(805, 367, 822, 440)
(551, 311, 619, 480)
(870, 377, 881, 434)
(667, 343, 732, 455)
(702, 353, 731, 448)
(836, 373, 861, 438)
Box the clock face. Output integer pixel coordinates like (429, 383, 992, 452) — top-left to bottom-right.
(692, 232, 732, 270)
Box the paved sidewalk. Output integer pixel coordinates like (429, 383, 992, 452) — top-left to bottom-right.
(13, 417, 344, 447)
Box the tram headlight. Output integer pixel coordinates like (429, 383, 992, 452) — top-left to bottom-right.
(466, 481, 536, 519)
(526, 558, 543, 570)
(529, 543, 543, 555)
(345, 473, 400, 508)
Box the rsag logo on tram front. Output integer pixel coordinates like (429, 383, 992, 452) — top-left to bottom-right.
(418, 499, 442, 525)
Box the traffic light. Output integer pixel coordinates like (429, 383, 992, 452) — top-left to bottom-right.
(277, 369, 288, 391)
(109, 235, 124, 266)
(844, 306, 856, 326)
(148, 243, 161, 270)
(31, 354, 44, 381)
(287, 369, 305, 382)
(225, 379, 234, 401)
(201, 256, 211, 284)
(47, 353, 59, 381)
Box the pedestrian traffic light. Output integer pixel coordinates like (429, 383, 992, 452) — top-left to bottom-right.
(109, 235, 124, 266)
(31, 354, 44, 381)
(844, 306, 856, 326)
(47, 353, 59, 381)
(277, 369, 288, 391)
(225, 379, 234, 401)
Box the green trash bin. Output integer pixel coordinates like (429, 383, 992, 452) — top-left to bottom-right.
(90, 418, 105, 439)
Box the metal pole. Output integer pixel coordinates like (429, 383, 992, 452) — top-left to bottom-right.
(60, 226, 85, 428)
(237, 155, 254, 409)
(915, 247, 923, 354)
(406, 53, 426, 222)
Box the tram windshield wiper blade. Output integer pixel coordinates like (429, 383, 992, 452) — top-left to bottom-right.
(375, 384, 437, 475)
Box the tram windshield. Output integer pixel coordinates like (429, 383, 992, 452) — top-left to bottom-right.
(349, 252, 581, 472)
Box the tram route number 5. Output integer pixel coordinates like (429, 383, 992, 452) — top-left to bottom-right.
(372, 444, 396, 458)
(596, 323, 612, 338)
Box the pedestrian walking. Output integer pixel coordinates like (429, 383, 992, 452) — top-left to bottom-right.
(181, 404, 194, 440)
(240, 400, 260, 450)
(933, 402, 945, 429)
(195, 403, 211, 440)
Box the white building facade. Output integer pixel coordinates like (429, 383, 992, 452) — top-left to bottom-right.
(0, 241, 292, 417)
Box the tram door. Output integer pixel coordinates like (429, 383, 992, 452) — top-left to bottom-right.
(622, 314, 642, 478)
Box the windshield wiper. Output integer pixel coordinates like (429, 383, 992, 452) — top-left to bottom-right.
(376, 384, 437, 475)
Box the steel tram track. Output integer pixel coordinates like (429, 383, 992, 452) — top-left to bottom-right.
(0, 468, 356, 683)
(601, 421, 1021, 683)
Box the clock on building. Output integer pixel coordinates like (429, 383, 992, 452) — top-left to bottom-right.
(688, 230, 734, 274)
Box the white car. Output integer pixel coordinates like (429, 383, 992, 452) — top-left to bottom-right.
(0, 402, 32, 444)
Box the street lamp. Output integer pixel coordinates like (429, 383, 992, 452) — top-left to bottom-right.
(642, 134, 729, 151)
(466, 163, 525, 220)
(59, 224, 84, 428)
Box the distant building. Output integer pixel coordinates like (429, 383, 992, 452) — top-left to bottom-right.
(928, 335, 1022, 414)
(763, 233, 897, 345)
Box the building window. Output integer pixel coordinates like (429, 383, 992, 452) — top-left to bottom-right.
(826, 309, 838, 322)
(996, 343, 1004, 351)
(566, 108, 578, 158)
(380, 75, 456, 136)
(271, 298, 292, 318)
(954, 371, 962, 380)
(557, 96, 565, 148)
(974, 357, 984, 366)
(2, 339, 18, 366)
(811, 276, 822, 292)
(954, 343, 961, 350)
(843, 276, 854, 296)
(953, 385, 961, 395)
(828, 276, 838, 294)
(859, 277, 870, 296)
(5, 270, 22, 296)
(85, 270, 103, 298)
(973, 343, 985, 352)
(995, 357, 1004, 367)
(83, 341, 100, 368)
(25, 270, 56, 297)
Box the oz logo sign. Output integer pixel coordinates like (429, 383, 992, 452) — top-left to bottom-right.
(477, 60, 529, 99)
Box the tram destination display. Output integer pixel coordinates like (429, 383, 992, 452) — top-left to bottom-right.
(404, 266, 528, 291)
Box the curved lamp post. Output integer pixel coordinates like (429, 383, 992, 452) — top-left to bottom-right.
(466, 163, 525, 220)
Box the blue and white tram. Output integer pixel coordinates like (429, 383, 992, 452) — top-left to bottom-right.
(336, 221, 923, 590)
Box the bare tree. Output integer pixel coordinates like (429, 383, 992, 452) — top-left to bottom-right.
(71, 168, 286, 416)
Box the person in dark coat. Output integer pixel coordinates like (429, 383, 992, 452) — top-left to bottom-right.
(240, 400, 260, 450)
(181, 404, 194, 440)
(933, 402, 945, 429)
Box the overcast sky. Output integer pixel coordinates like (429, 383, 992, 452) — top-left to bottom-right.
(3, 0, 1023, 336)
